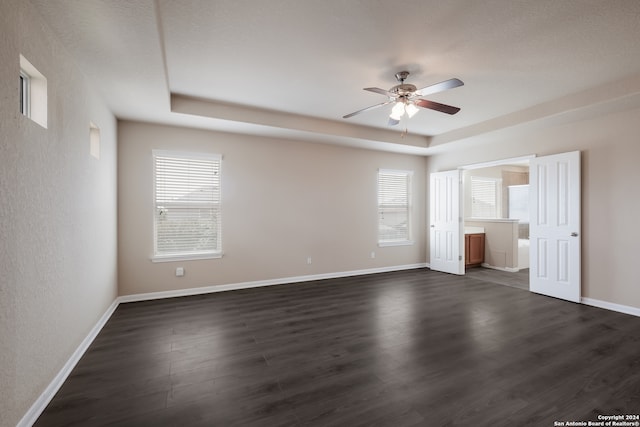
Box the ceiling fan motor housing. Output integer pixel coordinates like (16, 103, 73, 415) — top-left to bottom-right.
(390, 83, 417, 97)
(392, 71, 416, 96)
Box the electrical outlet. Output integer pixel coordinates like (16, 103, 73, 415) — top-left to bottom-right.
(176, 267, 184, 277)
(307, 257, 312, 265)
(370, 251, 376, 259)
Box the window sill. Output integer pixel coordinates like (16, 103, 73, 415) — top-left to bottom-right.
(378, 240, 414, 247)
(151, 253, 222, 263)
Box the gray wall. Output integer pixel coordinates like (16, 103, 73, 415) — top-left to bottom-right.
(0, 1, 118, 425)
(118, 121, 427, 296)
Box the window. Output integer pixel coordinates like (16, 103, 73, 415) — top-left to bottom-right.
(508, 184, 529, 222)
(152, 151, 222, 261)
(378, 169, 413, 246)
(19, 54, 47, 128)
(20, 69, 30, 117)
(89, 122, 100, 159)
(471, 176, 501, 218)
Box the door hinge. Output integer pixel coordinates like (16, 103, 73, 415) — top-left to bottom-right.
(459, 255, 462, 261)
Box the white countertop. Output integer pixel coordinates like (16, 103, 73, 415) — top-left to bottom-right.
(464, 226, 485, 234)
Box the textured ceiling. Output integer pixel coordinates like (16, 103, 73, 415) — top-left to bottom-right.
(30, 0, 640, 154)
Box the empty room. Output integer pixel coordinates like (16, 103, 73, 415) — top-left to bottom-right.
(2, 1, 640, 426)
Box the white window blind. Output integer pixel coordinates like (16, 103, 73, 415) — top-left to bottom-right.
(378, 169, 413, 245)
(471, 176, 500, 218)
(153, 151, 222, 260)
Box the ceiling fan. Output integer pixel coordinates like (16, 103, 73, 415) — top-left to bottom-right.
(343, 71, 463, 126)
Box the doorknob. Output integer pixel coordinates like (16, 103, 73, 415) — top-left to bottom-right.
(430, 225, 435, 228)
(570, 232, 579, 237)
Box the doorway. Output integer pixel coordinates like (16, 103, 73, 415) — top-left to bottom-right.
(460, 156, 532, 289)
(430, 152, 581, 302)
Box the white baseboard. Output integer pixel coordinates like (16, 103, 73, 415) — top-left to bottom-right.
(581, 297, 640, 317)
(475, 267, 639, 317)
(480, 263, 520, 273)
(119, 263, 428, 303)
(17, 298, 120, 427)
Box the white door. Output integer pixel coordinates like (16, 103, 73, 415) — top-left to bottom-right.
(429, 170, 464, 275)
(529, 151, 581, 302)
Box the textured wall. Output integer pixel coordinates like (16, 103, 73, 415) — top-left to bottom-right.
(118, 121, 427, 296)
(0, 1, 118, 426)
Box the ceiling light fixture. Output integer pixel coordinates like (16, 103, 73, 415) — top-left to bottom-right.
(405, 102, 419, 118)
(388, 98, 420, 125)
(390, 101, 406, 120)
(343, 71, 463, 128)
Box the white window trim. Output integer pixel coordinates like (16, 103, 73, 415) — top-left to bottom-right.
(377, 168, 414, 246)
(20, 69, 30, 117)
(378, 240, 415, 248)
(151, 150, 223, 262)
(19, 54, 47, 128)
(151, 253, 222, 263)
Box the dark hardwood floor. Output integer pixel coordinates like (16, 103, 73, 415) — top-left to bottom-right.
(35, 268, 640, 426)
(465, 266, 529, 291)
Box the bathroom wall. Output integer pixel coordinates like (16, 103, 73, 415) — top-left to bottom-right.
(462, 165, 529, 220)
(465, 219, 519, 270)
(463, 165, 526, 270)
(501, 168, 529, 219)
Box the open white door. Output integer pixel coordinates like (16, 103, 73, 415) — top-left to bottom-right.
(429, 170, 464, 275)
(529, 151, 581, 302)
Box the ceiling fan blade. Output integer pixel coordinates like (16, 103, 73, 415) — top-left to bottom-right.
(364, 87, 396, 97)
(414, 99, 461, 115)
(414, 78, 464, 97)
(343, 100, 394, 119)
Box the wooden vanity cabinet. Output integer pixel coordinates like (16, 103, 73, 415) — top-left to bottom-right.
(465, 233, 485, 268)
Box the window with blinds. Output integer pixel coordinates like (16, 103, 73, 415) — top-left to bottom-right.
(471, 176, 501, 218)
(378, 169, 413, 245)
(153, 151, 222, 261)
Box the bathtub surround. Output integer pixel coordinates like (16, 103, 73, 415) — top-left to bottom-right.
(517, 239, 530, 270)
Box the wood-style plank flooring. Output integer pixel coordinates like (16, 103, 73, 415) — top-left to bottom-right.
(465, 267, 529, 290)
(35, 269, 640, 426)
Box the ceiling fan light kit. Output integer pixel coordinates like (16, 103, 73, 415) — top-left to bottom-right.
(405, 103, 419, 118)
(390, 101, 407, 120)
(343, 71, 464, 128)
